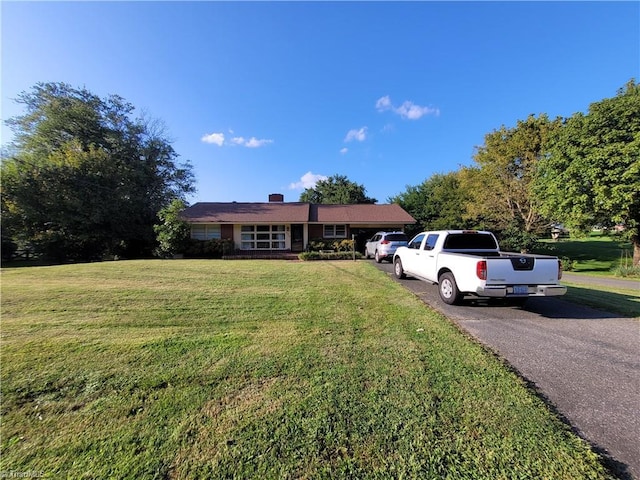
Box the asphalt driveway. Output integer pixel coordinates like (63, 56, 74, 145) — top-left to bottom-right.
(373, 260, 640, 480)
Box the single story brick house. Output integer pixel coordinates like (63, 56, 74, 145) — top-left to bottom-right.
(180, 194, 416, 253)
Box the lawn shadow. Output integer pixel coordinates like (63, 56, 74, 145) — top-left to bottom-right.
(524, 292, 637, 320)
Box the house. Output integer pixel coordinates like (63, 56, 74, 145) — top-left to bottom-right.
(180, 193, 416, 254)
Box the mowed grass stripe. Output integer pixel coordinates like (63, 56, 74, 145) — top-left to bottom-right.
(1, 260, 613, 479)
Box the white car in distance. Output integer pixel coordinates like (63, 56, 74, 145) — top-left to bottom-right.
(364, 231, 409, 263)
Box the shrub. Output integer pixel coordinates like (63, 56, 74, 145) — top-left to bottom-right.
(307, 239, 332, 251)
(298, 251, 362, 261)
(560, 256, 577, 272)
(184, 239, 235, 258)
(307, 238, 355, 253)
(153, 199, 191, 258)
(332, 239, 355, 252)
(613, 265, 640, 278)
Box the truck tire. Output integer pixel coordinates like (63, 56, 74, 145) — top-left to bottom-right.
(394, 258, 406, 279)
(439, 272, 463, 305)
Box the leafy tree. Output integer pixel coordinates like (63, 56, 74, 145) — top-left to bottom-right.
(299, 174, 377, 204)
(1, 82, 194, 261)
(534, 80, 640, 265)
(154, 199, 191, 258)
(461, 114, 562, 235)
(389, 171, 470, 235)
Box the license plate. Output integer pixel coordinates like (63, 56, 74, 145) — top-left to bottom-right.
(513, 285, 528, 295)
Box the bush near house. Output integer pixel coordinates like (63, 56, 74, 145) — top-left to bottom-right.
(307, 238, 355, 252)
(299, 251, 363, 261)
(183, 239, 235, 258)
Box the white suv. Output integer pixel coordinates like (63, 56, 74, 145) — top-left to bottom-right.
(364, 231, 409, 263)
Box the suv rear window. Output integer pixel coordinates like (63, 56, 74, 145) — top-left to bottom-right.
(385, 233, 408, 241)
(443, 233, 497, 250)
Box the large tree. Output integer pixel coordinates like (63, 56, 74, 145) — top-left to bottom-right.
(1, 82, 194, 261)
(461, 114, 562, 235)
(534, 80, 640, 265)
(388, 171, 470, 235)
(299, 174, 377, 204)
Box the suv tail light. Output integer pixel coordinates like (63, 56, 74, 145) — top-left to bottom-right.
(380, 240, 390, 244)
(476, 260, 487, 280)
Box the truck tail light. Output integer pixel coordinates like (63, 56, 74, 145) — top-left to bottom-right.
(558, 259, 563, 280)
(476, 260, 487, 280)
(380, 240, 390, 244)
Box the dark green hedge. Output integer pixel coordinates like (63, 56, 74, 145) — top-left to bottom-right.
(298, 251, 363, 261)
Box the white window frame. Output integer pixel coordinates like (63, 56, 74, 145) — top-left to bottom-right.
(240, 225, 286, 250)
(323, 224, 347, 238)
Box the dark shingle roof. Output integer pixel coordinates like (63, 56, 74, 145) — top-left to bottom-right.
(180, 202, 415, 224)
(180, 202, 310, 223)
(310, 204, 415, 224)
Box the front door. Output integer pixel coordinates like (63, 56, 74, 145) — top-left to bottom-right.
(291, 224, 304, 252)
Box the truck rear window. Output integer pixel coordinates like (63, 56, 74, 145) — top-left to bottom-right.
(443, 233, 497, 250)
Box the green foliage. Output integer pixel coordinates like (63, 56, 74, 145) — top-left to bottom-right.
(1, 82, 194, 262)
(612, 264, 640, 278)
(534, 79, 640, 264)
(389, 171, 471, 235)
(560, 256, 577, 272)
(494, 221, 541, 253)
(298, 250, 361, 260)
(332, 239, 355, 252)
(307, 238, 333, 251)
(300, 174, 377, 204)
(183, 239, 235, 258)
(153, 199, 191, 257)
(393, 81, 638, 267)
(307, 238, 354, 252)
(462, 114, 562, 233)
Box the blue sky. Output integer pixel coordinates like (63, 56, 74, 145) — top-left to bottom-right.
(2, 1, 638, 204)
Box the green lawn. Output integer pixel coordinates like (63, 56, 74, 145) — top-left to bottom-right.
(1, 260, 615, 479)
(562, 283, 640, 318)
(535, 234, 636, 276)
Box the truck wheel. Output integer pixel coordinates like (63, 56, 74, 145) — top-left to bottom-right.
(439, 272, 463, 305)
(394, 258, 406, 279)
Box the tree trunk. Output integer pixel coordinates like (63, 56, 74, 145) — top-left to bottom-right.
(634, 234, 640, 267)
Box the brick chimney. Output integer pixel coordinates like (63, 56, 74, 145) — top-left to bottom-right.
(268, 193, 284, 202)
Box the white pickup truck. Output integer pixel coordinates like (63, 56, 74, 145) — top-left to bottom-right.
(392, 230, 567, 305)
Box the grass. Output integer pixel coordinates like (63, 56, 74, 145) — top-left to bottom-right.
(562, 283, 640, 318)
(1, 260, 615, 479)
(535, 234, 636, 276)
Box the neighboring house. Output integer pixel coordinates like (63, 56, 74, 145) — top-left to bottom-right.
(180, 193, 416, 254)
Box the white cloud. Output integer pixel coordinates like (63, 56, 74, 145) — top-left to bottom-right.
(340, 147, 348, 155)
(375, 95, 440, 120)
(245, 137, 273, 148)
(201, 132, 225, 146)
(396, 101, 440, 120)
(375, 95, 392, 112)
(344, 126, 368, 142)
(289, 171, 328, 190)
(202, 131, 273, 147)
